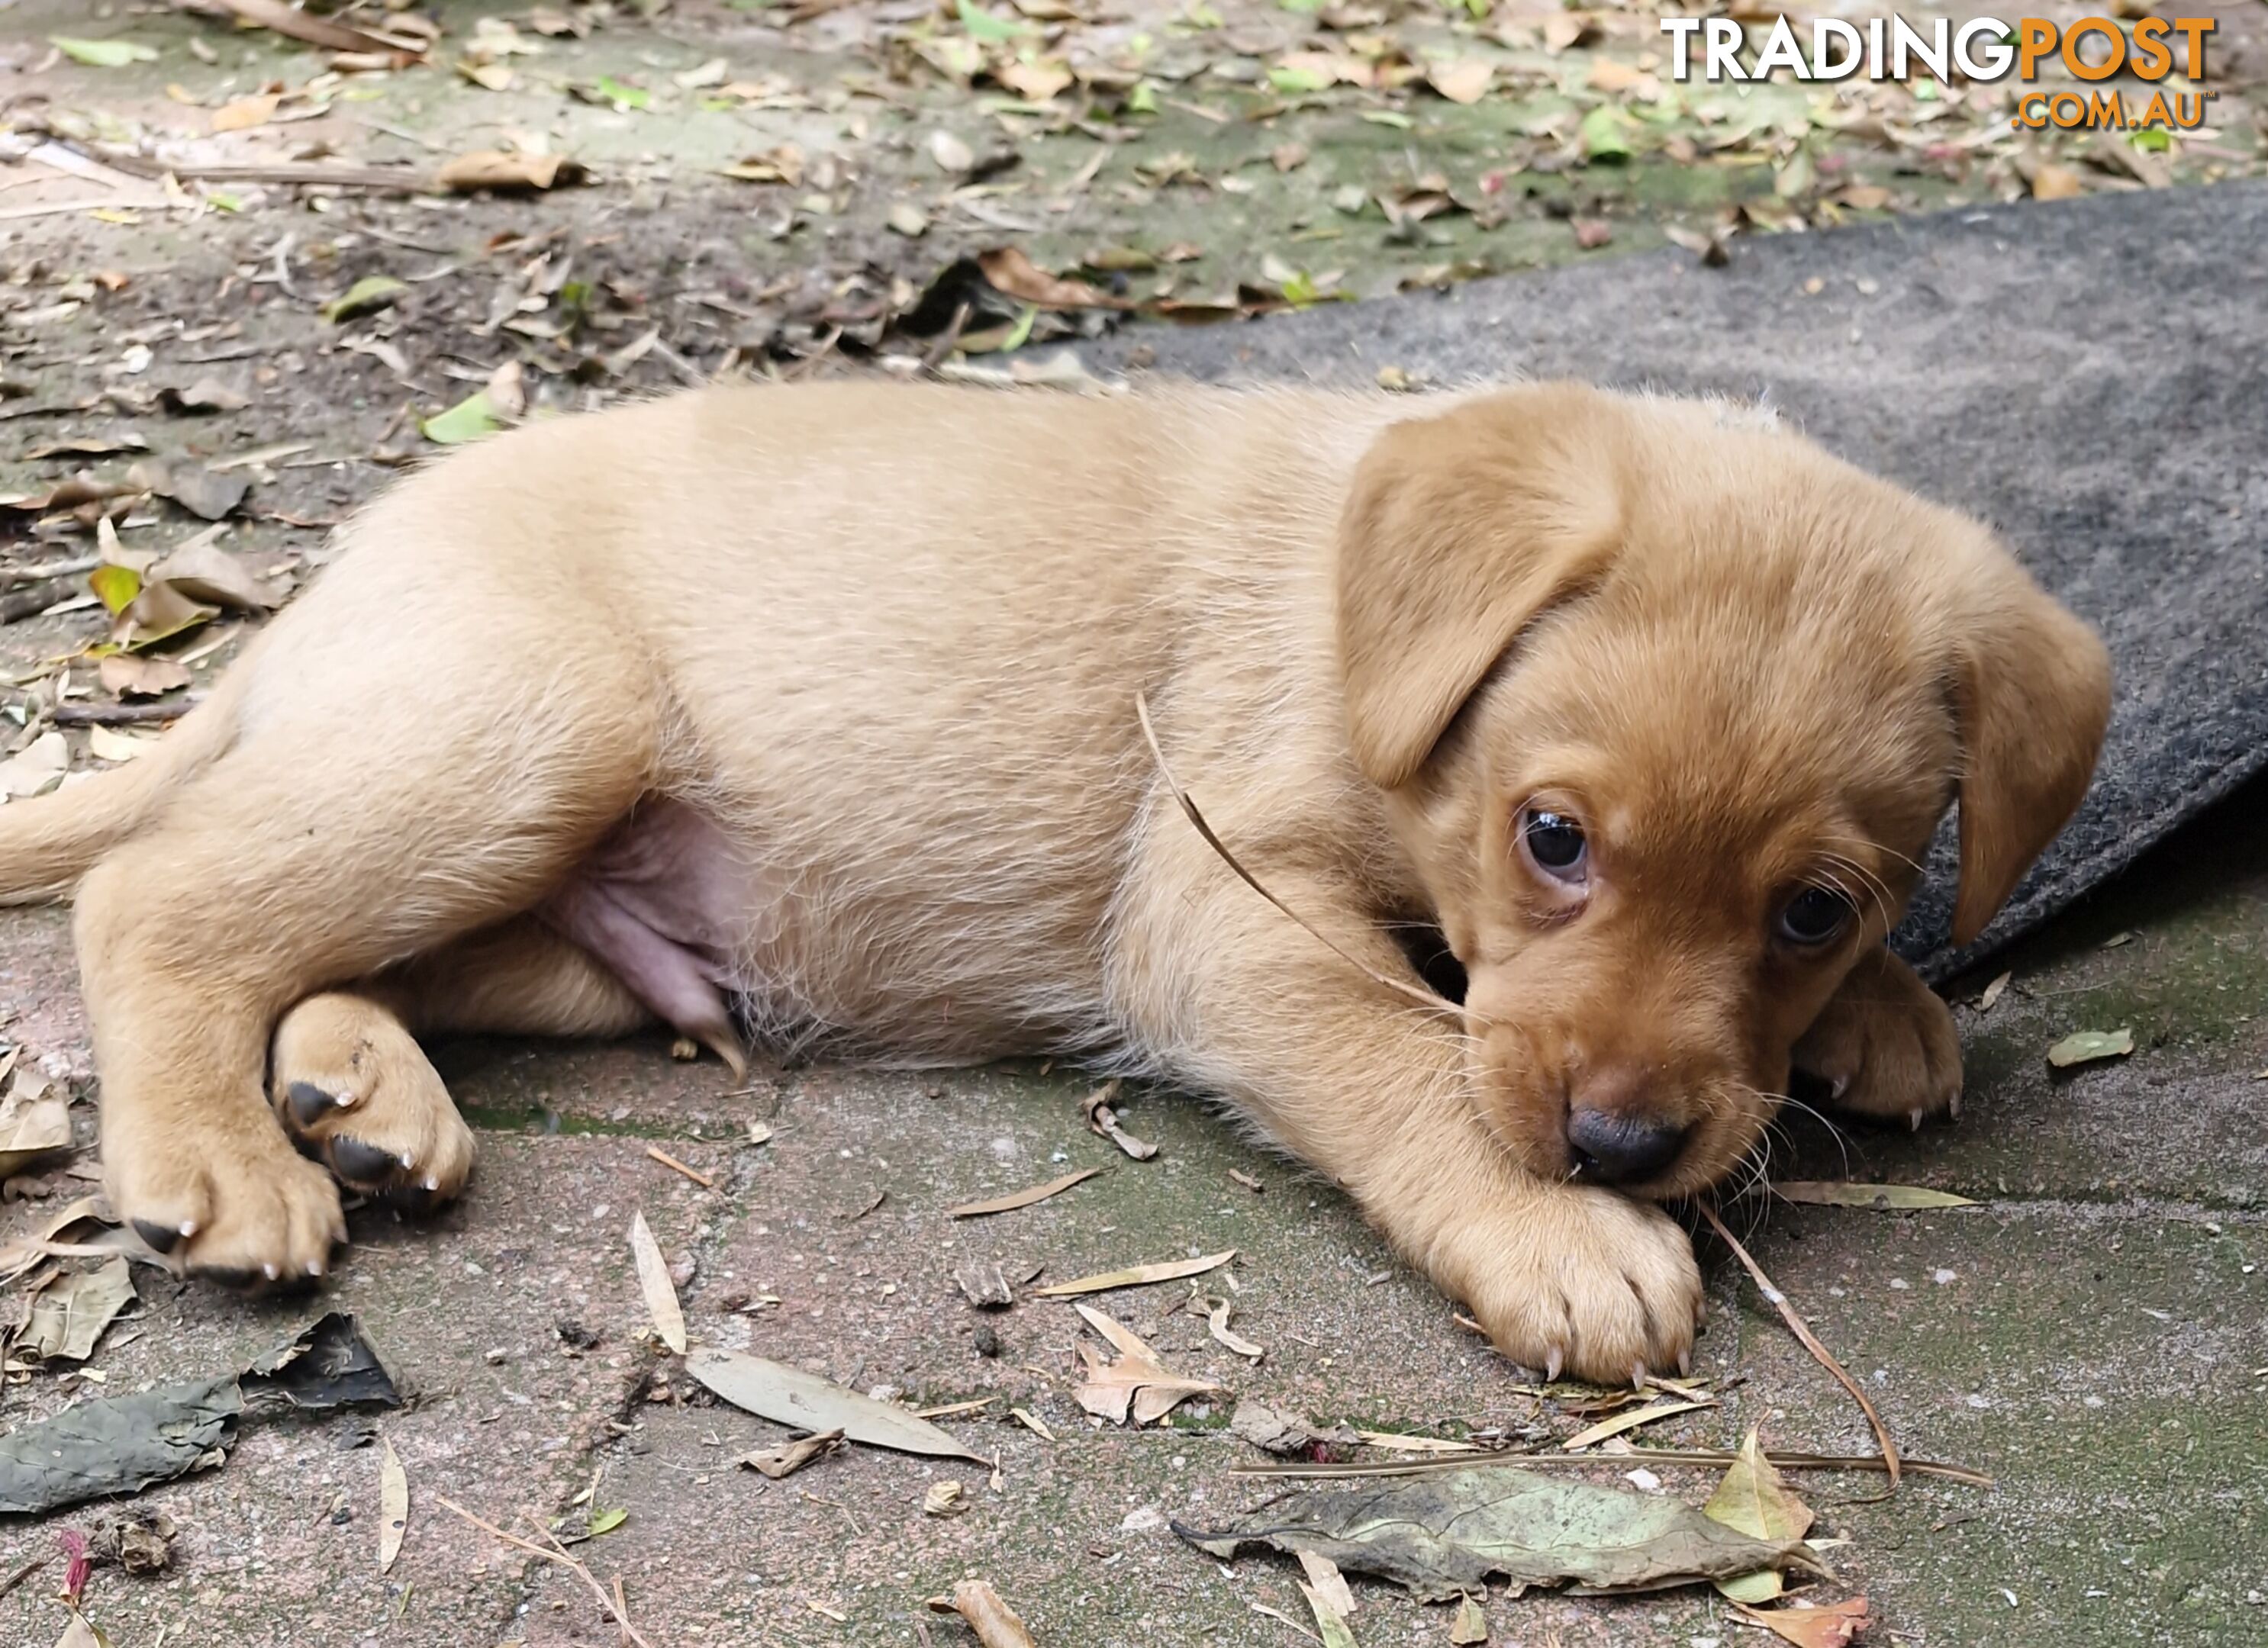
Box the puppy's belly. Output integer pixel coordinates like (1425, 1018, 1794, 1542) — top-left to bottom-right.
(537, 797, 1116, 1064)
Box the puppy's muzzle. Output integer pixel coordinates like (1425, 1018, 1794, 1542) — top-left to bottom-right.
(1565, 1067, 1689, 1186)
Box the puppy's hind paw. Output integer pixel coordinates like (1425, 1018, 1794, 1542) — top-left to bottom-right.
(1793, 947, 1963, 1129)
(272, 992, 476, 1211)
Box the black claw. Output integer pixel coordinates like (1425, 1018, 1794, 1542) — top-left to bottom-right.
(132, 1218, 182, 1255)
(330, 1138, 398, 1186)
(287, 1080, 340, 1129)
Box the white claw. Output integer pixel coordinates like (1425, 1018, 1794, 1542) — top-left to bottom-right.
(1544, 1347, 1564, 1382)
(1947, 1093, 1963, 1120)
(261, 1263, 279, 1280)
(334, 1090, 359, 1109)
(306, 1260, 323, 1276)
(177, 1219, 198, 1238)
(1908, 1109, 1925, 1132)
(398, 1151, 416, 1170)
(1630, 1361, 1647, 1392)
(423, 1175, 439, 1192)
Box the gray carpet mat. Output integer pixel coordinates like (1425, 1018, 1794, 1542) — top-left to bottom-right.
(1096, 182, 2268, 980)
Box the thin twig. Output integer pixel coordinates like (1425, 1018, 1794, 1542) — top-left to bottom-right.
(1698, 1202, 1900, 1487)
(433, 1496, 654, 1648)
(1133, 691, 1467, 1022)
(1, 556, 98, 587)
(54, 700, 201, 727)
(643, 1145, 715, 1188)
(1229, 1445, 1984, 1486)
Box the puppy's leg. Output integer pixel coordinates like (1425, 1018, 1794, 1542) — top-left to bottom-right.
(1792, 946, 1963, 1128)
(79, 697, 654, 1280)
(271, 921, 656, 1207)
(1117, 878, 1702, 1382)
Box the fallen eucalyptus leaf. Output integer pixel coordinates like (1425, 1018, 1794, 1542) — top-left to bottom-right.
(1197, 1295, 1264, 1360)
(98, 653, 191, 700)
(946, 1165, 1099, 1218)
(1733, 1596, 1871, 1646)
(1704, 1428, 1813, 1604)
(88, 726, 160, 763)
(1084, 1079, 1158, 1160)
(629, 1211, 686, 1354)
(420, 391, 501, 446)
(126, 457, 248, 522)
(1173, 1467, 1826, 1602)
(321, 276, 408, 325)
(1562, 1399, 1712, 1451)
(685, 1347, 985, 1460)
(377, 1439, 407, 1572)
(1771, 1182, 1976, 1210)
(1036, 1249, 1233, 1296)
(2048, 1028, 2133, 1069)
(437, 150, 588, 192)
(53, 36, 159, 67)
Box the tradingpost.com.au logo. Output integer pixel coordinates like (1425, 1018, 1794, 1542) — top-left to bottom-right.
(1661, 14, 2217, 133)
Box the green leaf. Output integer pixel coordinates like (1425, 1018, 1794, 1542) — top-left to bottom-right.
(1580, 105, 1634, 161)
(1771, 1181, 1976, 1209)
(587, 1506, 627, 1537)
(1268, 64, 1332, 94)
(1177, 1466, 1827, 1602)
(89, 563, 141, 616)
(2047, 1027, 2134, 1068)
(52, 37, 158, 67)
(420, 391, 501, 446)
(2130, 127, 2172, 154)
(1127, 80, 1158, 114)
(321, 275, 407, 323)
(1358, 110, 1413, 129)
(1703, 1429, 1814, 1605)
(594, 75, 650, 109)
(956, 0, 1036, 43)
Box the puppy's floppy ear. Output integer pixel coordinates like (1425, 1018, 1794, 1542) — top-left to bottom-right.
(1336, 386, 1625, 789)
(1948, 556, 2112, 945)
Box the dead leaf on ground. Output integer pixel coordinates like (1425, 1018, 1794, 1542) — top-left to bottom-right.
(1571, 218, 1616, 250)
(1083, 1079, 1157, 1160)
(1175, 1466, 1826, 1603)
(1037, 1249, 1232, 1297)
(628, 1212, 686, 1354)
(1426, 60, 1491, 105)
(923, 1479, 967, 1516)
(1734, 1596, 1871, 1646)
(685, 1347, 987, 1460)
(377, 1438, 408, 1572)
(126, 458, 248, 522)
(1450, 1592, 1489, 1643)
(436, 150, 588, 193)
(926, 1579, 1037, 1648)
(53, 1612, 112, 1648)
(955, 1260, 1015, 1308)
(1194, 1294, 1264, 1360)
(1563, 1399, 1713, 1450)
(1299, 1548, 1358, 1616)
(114, 581, 218, 652)
(211, 92, 280, 133)
(0, 1075, 73, 1176)
(1976, 970, 2012, 1012)
(210, 0, 425, 56)
(2031, 165, 2086, 201)
(720, 145, 805, 185)
(0, 732, 69, 802)
(156, 378, 250, 414)
(1071, 1302, 1220, 1425)
(738, 1428, 843, 1479)
(22, 1257, 135, 1363)
(947, 1166, 1100, 1218)
(2047, 1028, 2134, 1069)
(978, 247, 1134, 311)
(149, 528, 275, 610)
(1704, 1428, 1814, 1604)
(1771, 1182, 1975, 1210)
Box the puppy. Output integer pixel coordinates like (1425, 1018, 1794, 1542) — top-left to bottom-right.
(0, 381, 2109, 1381)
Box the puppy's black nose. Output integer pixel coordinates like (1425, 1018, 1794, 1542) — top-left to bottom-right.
(1567, 1108, 1687, 1186)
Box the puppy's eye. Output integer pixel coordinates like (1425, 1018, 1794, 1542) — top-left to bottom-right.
(1519, 808, 1587, 882)
(1779, 886, 1855, 946)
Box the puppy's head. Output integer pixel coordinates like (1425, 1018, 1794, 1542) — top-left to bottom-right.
(1338, 384, 2110, 1197)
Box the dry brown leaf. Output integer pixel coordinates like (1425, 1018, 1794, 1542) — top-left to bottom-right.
(978, 247, 1134, 311)
(948, 1166, 1100, 1218)
(628, 1212, 686, 1353)
(1427, 60, 1491, 105)
(997, 60, 1072, 102)
(213, 0, 424, 56)
(1976, 970, 2012, 1011)
(21, 1257, 134, 1362)
(1564, 1399, 1713, 1450)
(1450, 1592, 1489, 1643)
(926, 1579, 1037, 1648)
(1071, 1302, 1219, 1424)
(739, 1428, 843, 1479)
(1297, 1549, 1358, 1616)
(211, 92, 280, 133)
(149, 529, 275, 611)
(720, 146, 804, 186)
(437, 150, 588, 193)
(2031, 165, 2085, 201)
(377, 1439, 408, 1572)
(88, 726, 161, 764)
(0, 1076, 72, 1177)
(1732, 1597, 1870, 1646)
(0, 732, 69, 801)
(1036, 1249, 1233, 1297)
(1194, 1295, 1264, 1360)
(1083, 1079, 1157, 1160)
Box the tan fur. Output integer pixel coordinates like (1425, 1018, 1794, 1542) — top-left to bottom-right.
(0, 380, 2110, 1376)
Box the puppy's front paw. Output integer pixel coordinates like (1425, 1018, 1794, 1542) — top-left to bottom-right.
(108, 1115, 345, 1285)
(1793, 947, 1962, 1130)
(272, 992, 476, 1210)
(1453, 1188, 1703, 1383)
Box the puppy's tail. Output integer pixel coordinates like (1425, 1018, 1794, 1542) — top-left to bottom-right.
(0, 658, 250, 905)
